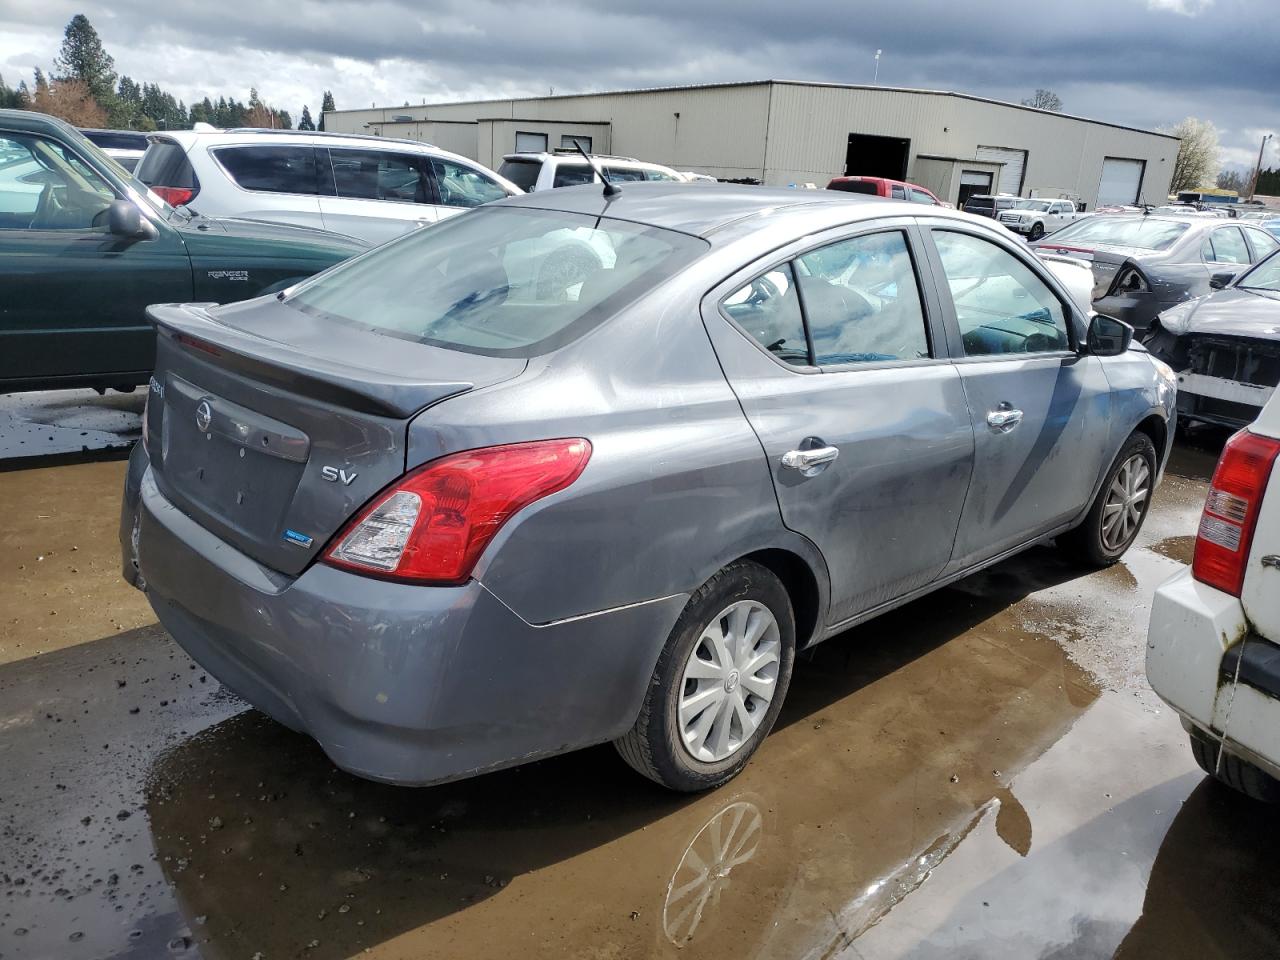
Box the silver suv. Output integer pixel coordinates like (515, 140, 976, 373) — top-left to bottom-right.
(136, 128, 519, 245)
(498, 151, 684, 192)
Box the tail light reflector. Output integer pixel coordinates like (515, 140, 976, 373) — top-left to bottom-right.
(1192, 430, 1280, 596)
(151, 185, 196, 206)
(323, 439, 591, 585)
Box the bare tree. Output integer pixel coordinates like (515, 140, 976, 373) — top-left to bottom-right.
(1216, 169, 1246, 193)
(1021, 89, 1063, 112)
(1165, 117, 1220, 194)
(31, 77, 106, 127)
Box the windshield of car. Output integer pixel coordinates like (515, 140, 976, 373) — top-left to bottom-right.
(497, 158, 541, 191)
(1013, 200, 1052, 211)
(287, 206, 708, 357)
(1046, 217, 1190, 250)
(1238, 252, 1280, 295)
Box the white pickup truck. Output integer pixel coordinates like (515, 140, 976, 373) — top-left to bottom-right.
(1147, 397, 1280, 801)
(996, 198, 1085, 241)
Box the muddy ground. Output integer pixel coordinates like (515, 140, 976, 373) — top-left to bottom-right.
(2, 408, 1277, 960)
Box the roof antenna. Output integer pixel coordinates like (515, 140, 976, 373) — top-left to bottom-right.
(572, 138, 619, 197)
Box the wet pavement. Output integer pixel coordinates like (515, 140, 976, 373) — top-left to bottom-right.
(3, 425, 1279, 960)
(0, 389, 143, 465)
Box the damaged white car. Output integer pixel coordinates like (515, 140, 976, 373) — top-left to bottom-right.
(1144, 251, 1280, 429)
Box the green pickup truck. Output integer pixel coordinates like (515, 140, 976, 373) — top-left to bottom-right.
(0, 110, 368, 393)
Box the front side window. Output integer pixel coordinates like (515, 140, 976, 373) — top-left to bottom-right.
(933, 231, 1071, 356)
(430, 158, 508, 208)
(722, 265, 808, 367)
(215, 145, 321, 195)
(329, 149, 429, 203)
(796, 231, 930, 364)
(0, 133, 115, 230)
(1248, 229, 1280, 259)
(288, 206, 707, 357)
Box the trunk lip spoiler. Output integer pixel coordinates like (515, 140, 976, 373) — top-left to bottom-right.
(147, 303, 516, 420)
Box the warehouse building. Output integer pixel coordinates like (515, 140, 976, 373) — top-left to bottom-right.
(323, 80, 1178, 209)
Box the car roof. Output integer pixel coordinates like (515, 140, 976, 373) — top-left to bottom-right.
(151, 127, 449, 153)
(501, 180, 984, 240)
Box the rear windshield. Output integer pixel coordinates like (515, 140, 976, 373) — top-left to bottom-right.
(287, 206, 709, 357)
(1048, 217, 1190, 250)
(965, 197, 995, 209)
(83, 130, 147, 151)
(497, 158, 541, 191)
(136, 139, 197, 188)
(828, 180, 878, 196)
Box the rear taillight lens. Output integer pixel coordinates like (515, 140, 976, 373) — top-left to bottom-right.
(151, 185, 196, 206)
(1192, 430, 1280, 596)
(323, 439, 591, 585)
(1110, 266, 1150, 296)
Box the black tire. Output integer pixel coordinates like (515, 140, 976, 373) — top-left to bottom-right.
(614, 561, 796, 792)
(1028, 222, 1045, 241)
(1059, 431, 1157, 566)
(1189, 729, 1280, 803)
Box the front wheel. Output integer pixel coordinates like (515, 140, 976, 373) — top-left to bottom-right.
(1059, 432, 1157, 565)
(1028, 222, 1046, 241)
(614, 561, 796, 792)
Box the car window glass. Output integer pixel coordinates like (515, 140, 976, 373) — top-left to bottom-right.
(329, 149, 429, 203)
(645, 169, 680, 182)
(907, 188, 935, 204)
(497, 159, 540, 191)
(934, 231, 1071, 356)
(721, 264, 808, 367)
(215, 145, 321, 195)
(795, 231, 930, 364)
(1209, 227, 1250, 264)
(891, 184, 906, 199)
(0, 133, 115, 230)
(1048, 217, 1188, 250)
(552, 163, 595, 188)
(604, 165, 648, 182)
(1249, 229, 1280, 259)
(430, 158, 508, 208)
(288, 206, 707, 358)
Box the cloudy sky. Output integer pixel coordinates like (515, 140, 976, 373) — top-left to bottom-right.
(0, 0, 1276, 171)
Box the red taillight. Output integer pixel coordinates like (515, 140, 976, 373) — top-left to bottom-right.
(1192, 430, 1280, 596)
(151, 185, 195, 206)
(323, 439, 592, 585)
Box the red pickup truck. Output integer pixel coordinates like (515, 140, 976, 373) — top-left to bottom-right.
(826, 176, 944, 205)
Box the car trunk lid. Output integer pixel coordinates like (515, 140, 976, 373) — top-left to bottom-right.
(145, 299, 526, 576)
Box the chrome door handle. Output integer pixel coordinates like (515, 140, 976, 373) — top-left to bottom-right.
(781, 446, 840, 472)
(987, 407, 1024, 431)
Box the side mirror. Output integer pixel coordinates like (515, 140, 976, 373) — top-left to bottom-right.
(1086, 313, 1133, 357)
(1210, 270, 1238, 290)
(107, 199, 152, 238)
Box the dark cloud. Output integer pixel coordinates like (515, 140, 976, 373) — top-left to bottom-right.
(1, 0, 1276, 167)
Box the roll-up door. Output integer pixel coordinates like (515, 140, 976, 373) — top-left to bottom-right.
(1097, 157, 1146, 206)
(976, 145, 1027, 195)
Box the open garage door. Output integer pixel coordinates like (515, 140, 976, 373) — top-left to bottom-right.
(1097, 157, 1146, 206)
(976, 145, 1027, 195)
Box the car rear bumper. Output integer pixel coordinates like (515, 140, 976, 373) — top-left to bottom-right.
(120, 444, 686, 786)
(1146, 567, 1280, 778)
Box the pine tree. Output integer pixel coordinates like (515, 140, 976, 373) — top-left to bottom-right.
(319, 90, 335, 131)
(0, 74, 24, 109)
(298, 105, 315, 130)
(53, 15, 117, 105)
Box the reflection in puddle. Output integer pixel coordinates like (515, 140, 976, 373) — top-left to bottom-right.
(663, 799, 763, 945)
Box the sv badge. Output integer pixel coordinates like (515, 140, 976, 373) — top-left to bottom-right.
(321, 466, 358, 486)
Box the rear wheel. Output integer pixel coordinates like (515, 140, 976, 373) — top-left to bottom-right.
(614, 561, 796, 792)
(1059, 432, 1157, 565)
(1189, 729, 1280, 803)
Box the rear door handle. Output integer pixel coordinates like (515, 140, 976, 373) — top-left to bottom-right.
(987, 406, 1024, 432)
(781, 446, 840, 474)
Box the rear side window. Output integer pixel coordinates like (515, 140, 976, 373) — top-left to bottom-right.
(1205, 227, 1250, 265)
(498, 158, 541, 191)
(829, 180, 878, 196)
(645, 169, 681, 182)
(136, 139, 197, 188)
(603, 165, 648, 183)
(796, 231, 930, 364)
(430, 158, 509, 208)
(907, 188, 936, 205)
(722, 265, 808, 367)
(1249, 229, 1280, 259)
(329, 148, 429, 203)
(214, 145, 322, 195)
(552, 162, 595, 188)
(890, 184, 906, 199)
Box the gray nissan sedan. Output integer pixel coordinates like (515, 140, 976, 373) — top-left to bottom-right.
(121, 182, 1175, 792)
